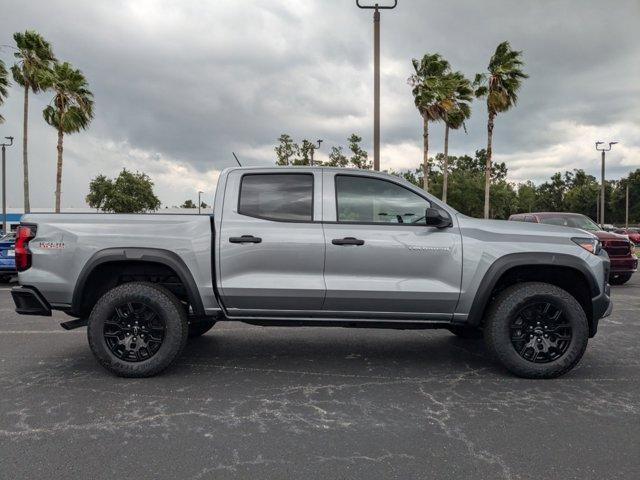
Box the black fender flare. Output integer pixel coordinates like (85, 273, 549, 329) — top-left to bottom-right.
(71, 247, 205, 316)
(465, 252, 600, 326)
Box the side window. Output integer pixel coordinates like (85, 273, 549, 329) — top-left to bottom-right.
(524, 216, 536, 223)
(239, 174, 313, 221)
(335, 175, 430, 224)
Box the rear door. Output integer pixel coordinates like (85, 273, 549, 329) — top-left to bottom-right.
(321, 172, 462, 319)
(218, 170, 326, 316)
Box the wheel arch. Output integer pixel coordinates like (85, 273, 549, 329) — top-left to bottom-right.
(465, 252, 600, 328)
(71, 248, 204, 318)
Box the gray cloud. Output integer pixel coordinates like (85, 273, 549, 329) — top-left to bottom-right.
(0, 0, 638, 208)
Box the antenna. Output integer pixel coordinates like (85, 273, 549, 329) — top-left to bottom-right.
(232, 152, 242, 167)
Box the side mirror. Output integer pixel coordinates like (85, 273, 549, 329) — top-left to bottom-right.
(425, 207, 452, 228)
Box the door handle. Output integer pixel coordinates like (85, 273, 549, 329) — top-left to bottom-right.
(332, 237, 365, 246)
(229, 235, 262, 244)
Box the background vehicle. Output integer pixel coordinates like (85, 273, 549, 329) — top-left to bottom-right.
(0, 231, 16, 281)
(509, 212, 637, 285)
(614, 228, 640, 244)
(12, 168, 611, 379)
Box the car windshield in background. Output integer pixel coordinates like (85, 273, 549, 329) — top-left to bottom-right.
(538, 215, 600, 231)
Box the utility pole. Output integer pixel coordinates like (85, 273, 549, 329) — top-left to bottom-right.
(1, 137, 14, 236)
(198, 191, 203, 215)
(596, 191, 600, 225)
(309, 139, 323, 167)
(595, 141, 618, 229)
(356, 0, 398, 171)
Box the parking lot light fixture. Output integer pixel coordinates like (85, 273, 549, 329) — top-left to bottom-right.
(1, 136, 14, 235)
(595, 141, 618, 229)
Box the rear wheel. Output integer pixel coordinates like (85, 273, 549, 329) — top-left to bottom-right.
(484, 282, 588, 379)
(87, 282, 188, 377)
(609, 273, 632, 285)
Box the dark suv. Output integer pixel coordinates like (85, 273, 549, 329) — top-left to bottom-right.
(509, 212, 637, 285)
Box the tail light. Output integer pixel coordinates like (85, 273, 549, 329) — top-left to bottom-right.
(15, 225, 37, 271)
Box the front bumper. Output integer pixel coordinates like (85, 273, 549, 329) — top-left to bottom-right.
(590, 283, 611, 337)
(11, 286, 52, 316)
(609, 256, 638, 274)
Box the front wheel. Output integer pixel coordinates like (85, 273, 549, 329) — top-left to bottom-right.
(609, 273, 632, 285)
(87, 282, 189, 377)
(484, 282, 589, 379)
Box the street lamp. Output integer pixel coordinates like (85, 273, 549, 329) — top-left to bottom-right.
(1, 136, 14, 235)
(356, 0, 398, 172)
(595, 141, 618, 229)
(198, 191, 204, 215)
(309, 139, 323, 166)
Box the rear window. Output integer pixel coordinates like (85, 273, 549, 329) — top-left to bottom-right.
(238, 173, 313, 222)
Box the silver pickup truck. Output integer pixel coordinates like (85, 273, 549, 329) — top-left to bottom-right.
(11, 167, 611, 378)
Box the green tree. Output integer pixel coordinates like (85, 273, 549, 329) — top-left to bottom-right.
(275, 134, 298, 165)
(516, 181, 537, 213)
(11, 30, 56, 213)
(535, 172, 566, 212)
(347, 134, 370, 169)
(326, 146, 348, 167)
(563, 169, 599, 219)
(42, 62, 94, 212)
(181, 199, 196, 209)
(409, 53, 453, 192)
(0, 60, 8, 123)
(442, 71, 473, 203)
(86, 169, 161, 213)
(474, 41, 528, 218)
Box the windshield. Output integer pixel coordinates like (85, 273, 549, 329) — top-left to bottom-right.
(538, 214, 600, 231)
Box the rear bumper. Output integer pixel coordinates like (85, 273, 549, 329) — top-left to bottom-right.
(11, 286, 52, 316)
(609, 256, 638, 274)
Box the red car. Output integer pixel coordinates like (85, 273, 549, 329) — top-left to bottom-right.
(613, 228, 640, 244)
(509, 212, 637, 285)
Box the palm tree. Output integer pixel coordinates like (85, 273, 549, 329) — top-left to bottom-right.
(0, 60, 9, 123)
(474, 41, 527, 218)
(11, 31, 56, 213)
(42, 62, 94, 213)
(442, 71, 473, 203)
(409, 53, 453, 192)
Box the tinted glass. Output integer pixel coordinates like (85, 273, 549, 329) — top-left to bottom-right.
(336, 175, 429, 224)
(538, 214, 599, 231)
(524, 216, 536, 223)
(239, 174, 313, 221)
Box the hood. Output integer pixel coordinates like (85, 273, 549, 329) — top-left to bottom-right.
(594, 230, 629, 242)
(457, 216, 595, 239)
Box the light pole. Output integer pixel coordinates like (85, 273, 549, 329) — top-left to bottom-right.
(356, 0, 398, 171)
(595, 141, 618, 229)
(626, 181, 630, 229)
(1, 136, 14, 235)
(198, 191, 204, 215)
(309, 139, 323, 166)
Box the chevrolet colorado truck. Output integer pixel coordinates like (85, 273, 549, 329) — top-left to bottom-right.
(11, 167, 611, 378)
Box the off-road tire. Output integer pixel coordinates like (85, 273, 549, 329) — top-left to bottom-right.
(448, 325, 483, 339)
(484, 282, 589, 379)
(188, 319, 216, 338)
(87, 282, 189, 377)
(609, 273, 632, 285)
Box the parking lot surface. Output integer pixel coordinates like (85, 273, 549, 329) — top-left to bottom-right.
(1, 279, 639, 480)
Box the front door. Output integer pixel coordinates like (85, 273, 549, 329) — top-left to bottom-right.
(218, 170, 326, 316)
(322, 172, 462, 319)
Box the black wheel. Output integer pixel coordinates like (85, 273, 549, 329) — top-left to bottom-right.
(448, 325, 483, 339)
(87, 282, 188, 377)
(484, 282, 588, 379)
(188, 319, 216, 338)
(609, 273, 632, 285)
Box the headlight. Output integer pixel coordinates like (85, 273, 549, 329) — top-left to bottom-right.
(572, 237, 602, 255)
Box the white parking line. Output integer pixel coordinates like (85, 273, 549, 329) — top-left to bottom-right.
(0, 330, 84, 334)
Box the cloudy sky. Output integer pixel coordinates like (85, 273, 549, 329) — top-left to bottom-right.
(0, 0, 638, 209)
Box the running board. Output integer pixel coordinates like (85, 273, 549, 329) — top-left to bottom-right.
(60, 318, 88, 330)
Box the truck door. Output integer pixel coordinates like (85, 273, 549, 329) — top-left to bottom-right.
(218, 170, 326, 316)
(321, 172, 462, 319)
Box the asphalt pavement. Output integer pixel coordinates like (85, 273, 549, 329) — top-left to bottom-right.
(1, 279, 639, 480)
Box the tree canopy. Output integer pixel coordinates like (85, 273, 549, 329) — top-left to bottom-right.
(86, 169, 161, 213)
